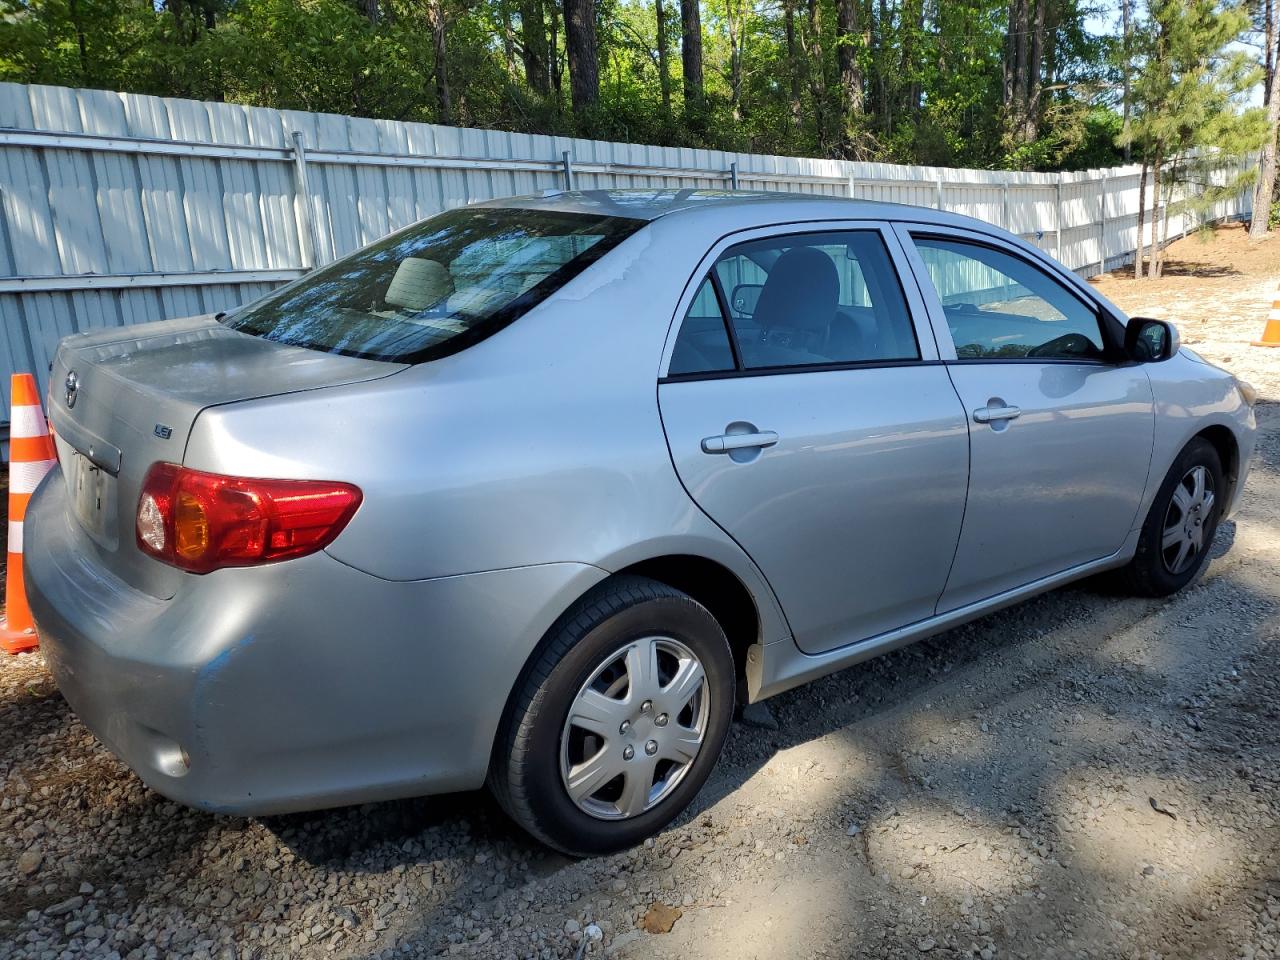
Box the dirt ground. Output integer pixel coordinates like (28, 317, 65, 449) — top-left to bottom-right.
(1, 225, 1280, 960)
(1092, 221, 1280, 398)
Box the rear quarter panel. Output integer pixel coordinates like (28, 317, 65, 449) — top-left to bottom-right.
(182, 218, 792, 646)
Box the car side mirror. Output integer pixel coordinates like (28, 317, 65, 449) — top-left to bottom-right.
(1124, 316, 1180, 363)
(730, 283, 763, 317)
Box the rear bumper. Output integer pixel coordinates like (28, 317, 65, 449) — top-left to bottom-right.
(24, 474, 605, 815)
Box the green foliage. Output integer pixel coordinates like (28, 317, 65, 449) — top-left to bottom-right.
(1123, 0, 1265, 226)
(0, 0, 1258, 172)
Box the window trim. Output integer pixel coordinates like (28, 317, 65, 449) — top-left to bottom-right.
(708, 271, 745, 372)
(660, 357, 944, 385)
(894, 223, 1128, 365)
(659, 221, 935, 381)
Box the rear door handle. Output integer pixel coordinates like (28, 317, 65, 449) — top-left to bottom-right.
(972, 405, 1021, 424)
(701, 430, 779, 454)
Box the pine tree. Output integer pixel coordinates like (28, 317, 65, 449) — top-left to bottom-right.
(1121, 0, 1265, 279)
(1251, 0, 1280, 237)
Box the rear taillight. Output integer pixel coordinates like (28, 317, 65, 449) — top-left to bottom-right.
(136, 463, 362, 574)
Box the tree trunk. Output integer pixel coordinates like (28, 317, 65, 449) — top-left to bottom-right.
(550, 4, 563, 97)
(680, 0, 704, 108)
(804, 0, 828, 153)
(500, 1, 519, 79)
(70, 0, 88, 81)
(899, 0, 922, 117)
(1252, 1, 1280, 238)
(1012, 0, 1028, 110)
(1043, 3, 1056, 97)
(1156, 158, 1177, 278)
(656, 0, 671, 111)
(726, 0, 743, 120)
(1003, 0, 1018, 108)
(1134, 161, 1148, 280)
(837, 0, 864, 157)
(785, 0, 803, 131)
(1148, 155, 1162, 280)
(426, 0, 452, 124)
(1021, 0, 1046, 143)
(909, 0, 924, 116)
(1121, 0, 1132, 162)
(875, 0, 888, 128)
(564, 0, 599, 110)
(521, 0, 551, 95)
(870, 0, 880, 122)
(1267, 0, 1276, 108)
(356, 0, 380, 23)
(861, 0, 877, 119)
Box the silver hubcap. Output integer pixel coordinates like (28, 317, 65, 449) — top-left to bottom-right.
(1162, 465, 1215, 575)
(559, 636, 709, 821)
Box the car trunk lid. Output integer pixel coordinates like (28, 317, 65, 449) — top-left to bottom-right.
(46, 315, 404, 599)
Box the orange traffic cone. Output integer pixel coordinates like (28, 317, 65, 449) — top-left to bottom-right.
(2, 374, 57, 654)
(1253, 288, 1280, 347)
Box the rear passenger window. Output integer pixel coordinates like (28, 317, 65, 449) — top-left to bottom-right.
(668, 278, 736, 375)
(714, 231, 917, 370)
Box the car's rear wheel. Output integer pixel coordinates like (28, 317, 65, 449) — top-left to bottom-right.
(489, 576, 735, 856)
(1119, 437, 1224, 597)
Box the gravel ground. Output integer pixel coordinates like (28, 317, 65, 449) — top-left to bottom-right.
(2, 226, 1280, 960)
(1092, 221, 1280, 397)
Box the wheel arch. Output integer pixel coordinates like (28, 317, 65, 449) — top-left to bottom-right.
(612, 555, 762, 705)
(1194, 424, 1240, 506)
(490, 551, 772, 774)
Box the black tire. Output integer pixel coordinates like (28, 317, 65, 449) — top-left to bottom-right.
(489, 575, 735, 856)
(1118, 437, 1224, 597)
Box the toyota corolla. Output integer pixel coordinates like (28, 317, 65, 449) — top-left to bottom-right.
(25, 189, 1256, 855)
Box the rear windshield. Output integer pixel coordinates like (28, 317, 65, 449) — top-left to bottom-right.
(219, 207, 645, 363)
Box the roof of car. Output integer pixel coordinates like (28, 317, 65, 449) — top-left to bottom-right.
(482, 188, 930, 222)
(480, 187, 1126, 318)
(481, 188, 1015, 241)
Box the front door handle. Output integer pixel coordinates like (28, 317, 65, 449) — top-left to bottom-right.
(701, 430, 779, 454)
(972, 405, 1021, 424)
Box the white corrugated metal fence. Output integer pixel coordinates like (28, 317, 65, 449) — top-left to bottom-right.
(0, 81, 1254, 425)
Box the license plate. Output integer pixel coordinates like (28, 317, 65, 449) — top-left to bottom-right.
(69, 450, 112, 539)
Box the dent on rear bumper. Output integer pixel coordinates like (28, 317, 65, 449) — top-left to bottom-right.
(24, 476, 607, 815)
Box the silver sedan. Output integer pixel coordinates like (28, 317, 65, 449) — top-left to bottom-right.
(25, 190, 1257, 855)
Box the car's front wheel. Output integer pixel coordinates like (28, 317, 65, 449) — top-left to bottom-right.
(1120, 436, 1224, 597)
(489, 576, 735, 856)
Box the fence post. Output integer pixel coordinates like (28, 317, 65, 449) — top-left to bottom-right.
(562, 150, 574, 191)
(936, 174, 945, 211)
(730, 161, 739, 190)
(290, 131, 319, 271)
(848, 173, 858, 199)
(1097, 172, 1108, 276)
(1002, 180, 1011, 231)
(1054, 180, 1064, 260)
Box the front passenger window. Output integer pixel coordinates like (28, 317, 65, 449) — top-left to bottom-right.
(912, 237, 1107, 361)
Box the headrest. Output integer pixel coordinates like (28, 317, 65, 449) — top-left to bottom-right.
(385, 258, 454, 311)
(752, 247, 839, 334)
